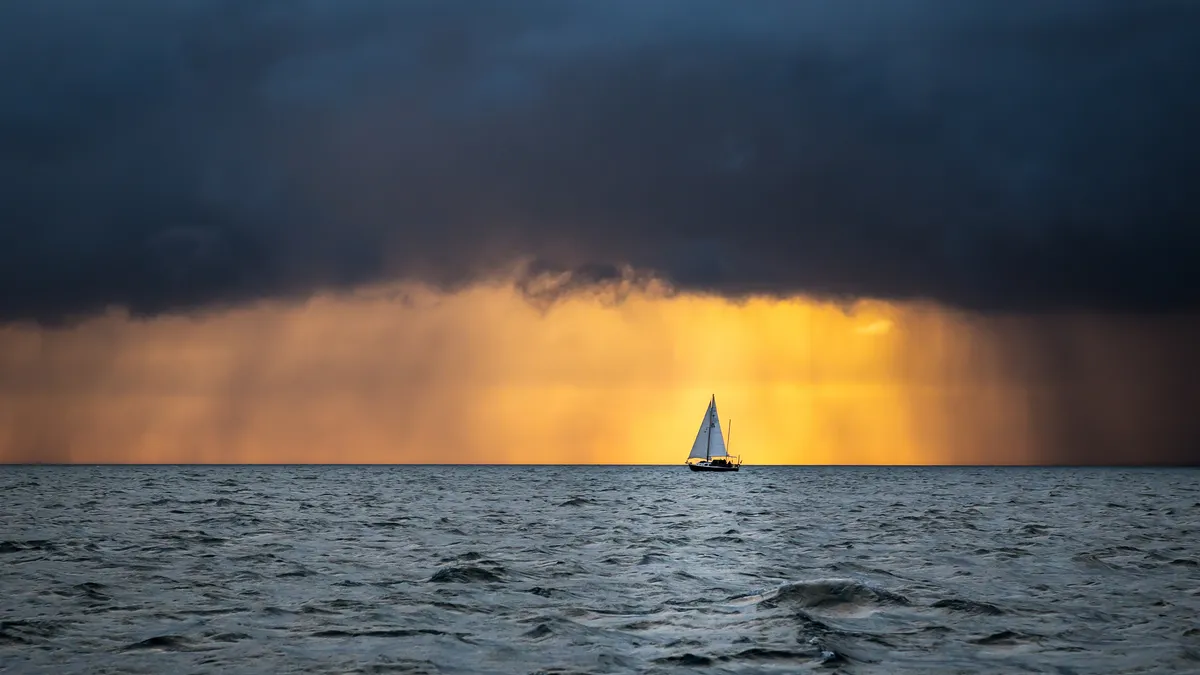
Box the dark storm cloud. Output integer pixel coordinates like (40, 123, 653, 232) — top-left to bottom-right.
(2, 0, 1199, 323)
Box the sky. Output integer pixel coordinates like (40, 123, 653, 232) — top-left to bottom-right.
(2, 1, 1198, 464)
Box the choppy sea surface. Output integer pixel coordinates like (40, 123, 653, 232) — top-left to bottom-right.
(2, 466, 1199, 674)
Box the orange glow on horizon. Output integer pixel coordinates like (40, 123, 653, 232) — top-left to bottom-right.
(0, 283, 1086, 465)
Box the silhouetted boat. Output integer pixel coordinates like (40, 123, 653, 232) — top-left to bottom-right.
(685, 395, 742, 472)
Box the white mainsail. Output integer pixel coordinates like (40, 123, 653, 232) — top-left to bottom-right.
(687, 396, 729, 460)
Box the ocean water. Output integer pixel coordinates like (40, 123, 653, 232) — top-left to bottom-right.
(2, 466, 1198, 674)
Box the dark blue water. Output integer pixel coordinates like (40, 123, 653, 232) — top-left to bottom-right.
(2, 466, 1198, 673)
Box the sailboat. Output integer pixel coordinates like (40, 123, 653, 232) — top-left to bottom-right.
(685, 395, 742, 472)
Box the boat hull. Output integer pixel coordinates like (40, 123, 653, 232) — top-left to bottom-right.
(688, 462, 740, 472)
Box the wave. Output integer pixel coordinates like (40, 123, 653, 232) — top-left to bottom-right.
(931, 598, 1005, 615)
(0, 539, 57, 554)
(121, 635, 198, 652)
(0, 619, 68, 645)
(429, 564, 505, 583)
(751, 578, 910, 612)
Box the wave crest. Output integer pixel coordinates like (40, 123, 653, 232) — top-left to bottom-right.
(756, 578, 910, 611)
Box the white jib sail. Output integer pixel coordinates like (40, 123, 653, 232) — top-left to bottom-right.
(687, 397, 728, 460)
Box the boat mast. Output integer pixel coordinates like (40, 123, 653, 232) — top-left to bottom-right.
(726, 419, 732, 460)
(706, 395, 713, 462)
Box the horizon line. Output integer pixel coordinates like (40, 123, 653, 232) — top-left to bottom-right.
(3, 462, 1197, 468)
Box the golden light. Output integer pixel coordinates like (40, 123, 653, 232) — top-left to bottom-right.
(0, 282, 1099, 465)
